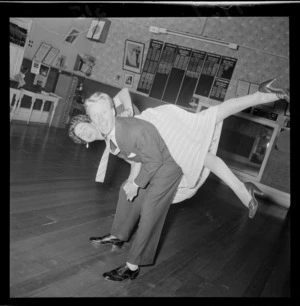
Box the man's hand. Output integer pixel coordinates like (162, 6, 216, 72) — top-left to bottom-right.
(123, 180, 139, 201)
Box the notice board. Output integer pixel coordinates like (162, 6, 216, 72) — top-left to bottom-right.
(148, 42, 178, 100)
(137, 40, 164, 94)
(137, 39, 237, 106)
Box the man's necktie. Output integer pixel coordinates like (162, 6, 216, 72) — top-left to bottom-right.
(110, 139, 117, 153)
(95, 139, 110, 182)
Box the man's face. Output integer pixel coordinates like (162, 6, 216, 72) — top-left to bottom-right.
(86, 97, 116, 136)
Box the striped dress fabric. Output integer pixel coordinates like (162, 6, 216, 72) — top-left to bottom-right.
(135, 105, 223, 204)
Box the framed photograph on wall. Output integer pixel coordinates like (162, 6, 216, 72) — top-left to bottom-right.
(39, 64, 50, 77)
(54, 54, 66, 69)
(31, 60, 41, 74)
(86, 18, 111, 43)
(189, 96, 199, 111)
(64, 27, 80, 45)
(236, 80, 250, 98)
(33, 64, 50, 88)
(249, 82, 259, 95)
(74, 53, 96, 77)
(33, 42, 52, 62)
(124, 73, 134, 87)
(123, 40, 144, 74)
(43, 47, 60, 65)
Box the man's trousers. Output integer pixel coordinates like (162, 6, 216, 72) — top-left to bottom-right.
(111, 161, 183, 266)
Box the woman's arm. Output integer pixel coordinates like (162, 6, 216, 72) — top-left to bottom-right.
(113, 88, 134, 116)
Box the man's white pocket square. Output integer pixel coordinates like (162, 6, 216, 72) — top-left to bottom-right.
(127, 153, 136, 158)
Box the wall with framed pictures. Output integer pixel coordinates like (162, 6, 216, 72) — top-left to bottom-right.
(18, 17, 289, 203)
(24, 18, 96, 74)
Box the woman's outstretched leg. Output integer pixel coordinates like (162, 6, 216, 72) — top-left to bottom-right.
(216, 78, 289, 124)
(204, 152, 263, 218)
(216, 91, 277, 124)
(204, 152, 252, 208)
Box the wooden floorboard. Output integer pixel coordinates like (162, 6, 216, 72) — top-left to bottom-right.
(9, 121, 290, 298)
(260, 218, 291, 297)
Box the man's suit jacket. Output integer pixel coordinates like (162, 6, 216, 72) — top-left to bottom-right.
(114, 116, 177, 189)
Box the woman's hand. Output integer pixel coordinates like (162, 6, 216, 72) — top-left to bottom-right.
(120, 109, 133, 117)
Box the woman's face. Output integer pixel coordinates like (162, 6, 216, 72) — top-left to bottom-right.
(86, 97, 115, 136)
(74, 122, 98, 143)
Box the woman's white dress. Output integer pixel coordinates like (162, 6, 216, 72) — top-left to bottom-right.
(135, 104, 223, 203)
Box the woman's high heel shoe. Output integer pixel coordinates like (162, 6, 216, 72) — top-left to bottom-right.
(258, 78, 290, 103)
(244, 182, 264, 219)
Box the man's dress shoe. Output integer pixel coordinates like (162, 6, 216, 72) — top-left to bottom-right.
(89, 234, 124, 247)
(103, 264, 140, 281)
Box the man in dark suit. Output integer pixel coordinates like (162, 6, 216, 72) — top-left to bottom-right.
(85, 93, 183, 281)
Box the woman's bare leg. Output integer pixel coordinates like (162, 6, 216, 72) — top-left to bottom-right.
(216, 92, 278, 124)
(204, 152, 251, 208)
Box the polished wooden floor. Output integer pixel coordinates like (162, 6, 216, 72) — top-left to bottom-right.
(10, 121, 290, 298)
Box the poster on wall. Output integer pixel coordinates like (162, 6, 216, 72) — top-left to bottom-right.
(236, 80, 250, 97)
(39, 64, 50, 77)
(33, 42, 51, 62)
(64, 27, 80, 45)
(74, 53, 96, 76)
(124, 73, 134, 87)
(208, 56, 236, 102)
(31, 60, 41, 75)
(209, 78, 230, 102)
(249, 82, 259, 95)
(162, 46, 192, 104)
(176, 50, 207, 107)
(54, 54, 66, 69)
(136, 40, 237, 106)
(188, 96, 200, 112)
(42, 47, 60, 65)
(216, 56, 237, 80)
(123, 40, 145, 74)
(137, 39, 164, 94)
(86, 18, 111, 43)
(195, 53, 222, 97)
(149, 43, 178, 100)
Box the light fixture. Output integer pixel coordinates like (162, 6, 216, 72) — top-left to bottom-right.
(149, 26, 238, 50)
